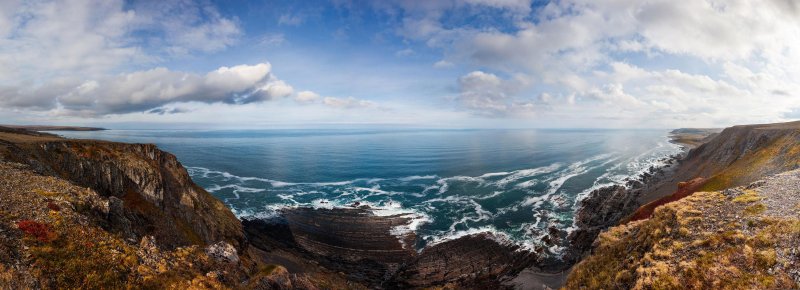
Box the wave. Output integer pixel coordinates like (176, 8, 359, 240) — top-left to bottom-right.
(493, 163, 563, 188)
(187, 144, 681, 257)
(520, 153, 615, 208)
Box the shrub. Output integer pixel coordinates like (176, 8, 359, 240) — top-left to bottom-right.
(46, 202, 60, 212)
(17, 220, 56, 243)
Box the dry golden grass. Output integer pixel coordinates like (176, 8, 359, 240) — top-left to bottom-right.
(564, 190, 799, 290)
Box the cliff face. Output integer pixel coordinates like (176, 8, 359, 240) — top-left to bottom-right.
(643, 121, 800, 203)
(4, 139, 244, 249)
(0, 129, 359, 289)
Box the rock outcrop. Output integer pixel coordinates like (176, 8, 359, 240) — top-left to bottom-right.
(567, 158, 677, 263)
(567, 185, 634, 261)
(243, 207, 536, 288)
(3, 139, 244, 249)
(0, 128, 363, 289)
(388, 233, 535, 289)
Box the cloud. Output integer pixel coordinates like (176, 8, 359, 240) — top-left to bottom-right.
(278, 13, 306, 26)
(129, 0, 242, 55)
(371, 0, 800, 126)
(1, 63, 293, 116)
(147, 107, 191, 115)
(433, 60, 454, 68)
(583, 83, 643, 108)
(455, 71, 535, 117)
(293, 90, 379, 110)
(395, 48, 415, 57)
(323, 96, 378, 109)
(257, 33, 286, 47)
(0, 0, 241, 85)
(295, 91, 321, 103)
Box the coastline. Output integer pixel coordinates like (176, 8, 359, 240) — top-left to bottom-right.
(0, 125, 106, 132)
(1, 126, 709, 288)
(238, 129, 699, 288)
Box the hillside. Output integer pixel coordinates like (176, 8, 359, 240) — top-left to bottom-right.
(641, 121, 800, 205)
(565, 170, 800, 289)
(0, 128, 357, 289)
(565, 121, 800, 289)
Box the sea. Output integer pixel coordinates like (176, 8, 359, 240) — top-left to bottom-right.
(54, 129, 680, 258)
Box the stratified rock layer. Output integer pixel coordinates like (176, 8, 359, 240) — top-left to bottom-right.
(389, 233, 535, 289)
(279, 207, 417, 284)
(282, 208, 416, 265)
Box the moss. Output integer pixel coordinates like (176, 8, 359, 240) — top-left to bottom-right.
(27, 227, 135, 289)
(259, 264, 281, 276)
(33, 189, 59, 198)
(744, 203, 766, 215)
(732, 190, 762, 203)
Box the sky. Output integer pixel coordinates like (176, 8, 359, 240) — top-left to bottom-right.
(1, 0, 800, 129)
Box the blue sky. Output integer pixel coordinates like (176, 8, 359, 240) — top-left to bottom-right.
(1, 0, 800, 129)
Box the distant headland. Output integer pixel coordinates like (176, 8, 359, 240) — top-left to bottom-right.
(0, 125, 107, 131)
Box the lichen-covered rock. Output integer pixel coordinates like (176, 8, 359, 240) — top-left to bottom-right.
(206, 241, 239, 264)
(247, 265, 319, 290)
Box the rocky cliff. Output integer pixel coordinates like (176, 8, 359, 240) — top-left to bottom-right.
(564, 121, 800, 289)
(2, 138, 244, 249)
(642, 121, 800, 204)
(0, 128, 361, 289)
(565, 170, 800, 289)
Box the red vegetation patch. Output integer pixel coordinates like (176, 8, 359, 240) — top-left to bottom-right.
(47, 202, 60, 212)
(626, 177, 707, 223)
(17, 220, 57, 243)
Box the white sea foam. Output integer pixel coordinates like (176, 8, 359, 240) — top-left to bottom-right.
(190, 142, 682, 258)
(399, 175, 438, 182)
(478, 171, 511, 178)
(493, 163, 562, 188)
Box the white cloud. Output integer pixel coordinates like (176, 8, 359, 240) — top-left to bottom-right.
(395, 48, 415, 57)
(292, 90, 379, 110)
(584, 83, 643, 108)
(322, 96, 378, 109)
(0, 0, 241, 86)
(455, 71, 536, 117)
(382, 0, 800, 126)
(295, 91, 321, 103)
(1, 63, 294, 116)
(131, 1, 241, 55)
(278, 13, 305, 26)
(433, 60, 454, 68)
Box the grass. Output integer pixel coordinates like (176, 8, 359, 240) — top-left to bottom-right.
(699, 134, 800, 192)
(626, 178, 706, 223)
(733, 190, 762, 203)
(565, 191, 798, 289)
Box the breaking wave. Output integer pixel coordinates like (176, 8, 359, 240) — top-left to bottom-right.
(186, 140, 680, 259)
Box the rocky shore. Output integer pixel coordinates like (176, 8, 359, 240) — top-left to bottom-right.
(565, 131, 711, 266)
(4, 121, 796, 289)
(243, 207, 535, 289)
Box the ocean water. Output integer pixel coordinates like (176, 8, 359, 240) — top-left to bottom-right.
(55, 129, 679, 257)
